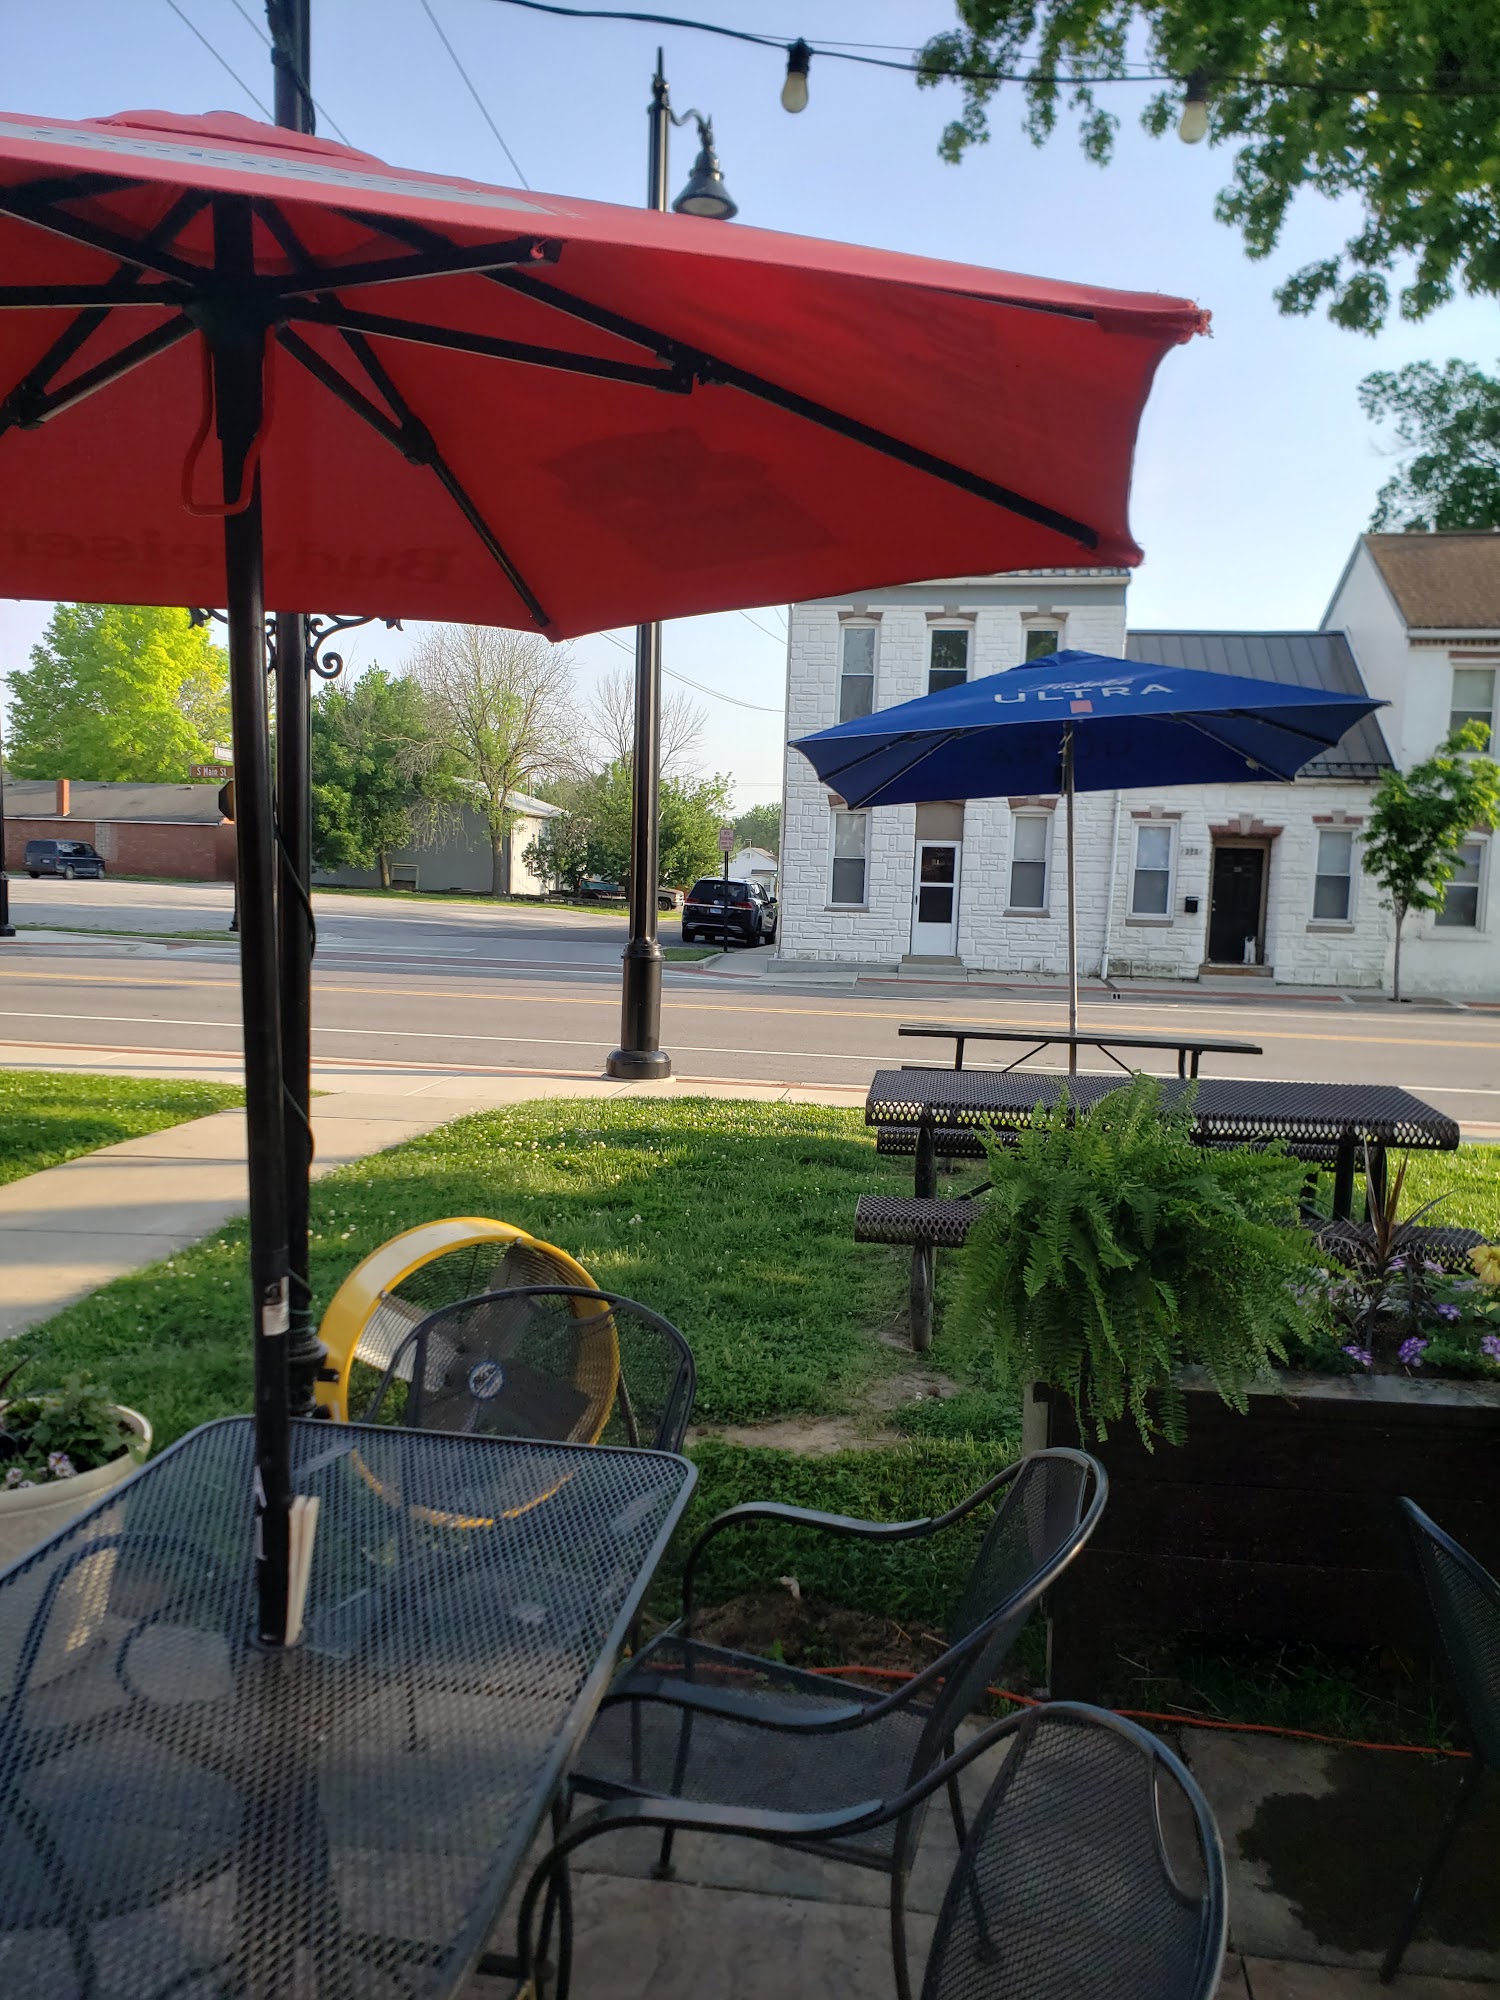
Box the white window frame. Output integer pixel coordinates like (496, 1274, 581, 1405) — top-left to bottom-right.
(1309, 826, 1358, 926)
(1449, 662, 1497, 752)
(1433, 833, 1490, 934)
(828, 808, 870, 909)
(837, 621, 877, 724)
(926, 624, 972, 696)
(1006, 810, 1052, 914)
(1129, 820, 1176, 921)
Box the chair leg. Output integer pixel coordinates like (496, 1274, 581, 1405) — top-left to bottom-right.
(1381, 1759, 1483, 1984)
(890, 1873, 913, 2000)
(944, 1739, 968, 1850)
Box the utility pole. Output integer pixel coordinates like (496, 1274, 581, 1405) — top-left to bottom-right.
(266, 0, 325, 1415)
(605, 53, 674, 1081)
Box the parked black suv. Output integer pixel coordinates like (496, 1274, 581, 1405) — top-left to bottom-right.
(682, 877, 777, 946)
(25, 838, 105, 880)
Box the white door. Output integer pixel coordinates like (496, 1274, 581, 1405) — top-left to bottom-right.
(911, 841, 961, 954)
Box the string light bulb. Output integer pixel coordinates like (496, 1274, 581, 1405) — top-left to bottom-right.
(782, 39, 811, 113)
(1178, 71, 1210, 142)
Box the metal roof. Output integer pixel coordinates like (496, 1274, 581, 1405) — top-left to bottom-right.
(1125, 629, 1392, 778)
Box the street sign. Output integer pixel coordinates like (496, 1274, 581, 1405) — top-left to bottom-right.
(717, 825, 734, 853)
(192, 762, 233, 782)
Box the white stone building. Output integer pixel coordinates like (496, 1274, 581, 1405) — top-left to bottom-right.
(776, 535, 1500, 997)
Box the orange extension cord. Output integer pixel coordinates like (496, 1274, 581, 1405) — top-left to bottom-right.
(795, 1664, 1471, 1760)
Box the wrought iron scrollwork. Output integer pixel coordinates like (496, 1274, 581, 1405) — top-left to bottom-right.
(188, 607, 402, 680)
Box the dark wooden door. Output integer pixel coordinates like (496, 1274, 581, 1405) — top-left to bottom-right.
(1208, 845, 1265, 963)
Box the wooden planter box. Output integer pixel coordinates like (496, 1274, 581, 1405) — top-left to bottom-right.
(1026, 1370, 1500, 1700)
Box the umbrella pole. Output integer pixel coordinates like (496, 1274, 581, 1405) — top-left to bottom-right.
(211, 195, 293, 1646)
(1063, 726, 1078, 1076)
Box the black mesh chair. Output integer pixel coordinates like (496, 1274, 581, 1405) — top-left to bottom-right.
(359, 1285, 696, 1452)
(1382, 1497, 1500, 1983)
(566, 1447, 1106, 2000)
(516, 1702, 1225, 2000)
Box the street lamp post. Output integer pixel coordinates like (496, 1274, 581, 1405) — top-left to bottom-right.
(0, 710, 14, 940)
(605, 52, 736, 1081)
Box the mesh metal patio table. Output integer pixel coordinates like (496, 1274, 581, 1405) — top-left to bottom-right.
(0, 1416, 695, 2000)
(866, 1070, 1460, 1220)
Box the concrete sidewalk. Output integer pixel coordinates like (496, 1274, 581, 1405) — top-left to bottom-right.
(0, 1057, 867, 1340)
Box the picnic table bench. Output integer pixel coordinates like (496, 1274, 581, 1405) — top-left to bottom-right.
(899, 1020, 1264, 1078)
(857, 1070, 1462, 1349)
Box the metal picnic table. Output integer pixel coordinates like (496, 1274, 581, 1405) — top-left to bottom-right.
(899, 1020, 1264, 1078)
(0, 1416, 695, 2000)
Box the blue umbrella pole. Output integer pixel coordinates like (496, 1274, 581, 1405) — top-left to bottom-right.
(1063, 727, 1078, 1075)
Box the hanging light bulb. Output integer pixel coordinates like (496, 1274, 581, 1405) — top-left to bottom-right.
(781, 39, 812, 113)
(1178, 70, 1210, 143)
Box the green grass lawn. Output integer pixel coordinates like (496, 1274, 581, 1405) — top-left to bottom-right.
(0, 1070, 244, 1188)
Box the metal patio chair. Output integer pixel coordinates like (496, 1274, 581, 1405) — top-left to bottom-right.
(360, 1285, 697, 1453)
(514, 1701, 1224, 2000)
(1382, 1497, 1500, 1984)
(564, 1447, 1106, 2000)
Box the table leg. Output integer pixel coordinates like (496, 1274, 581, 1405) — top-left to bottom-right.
(1332, 1135, 1356, 1221)
(915, 1114, 937, 1201)
(910, 1247, 934, 1354)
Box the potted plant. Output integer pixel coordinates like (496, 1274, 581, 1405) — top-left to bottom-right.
(0, 1367, 152, 1570)
(951, 1076, 1500, 1697)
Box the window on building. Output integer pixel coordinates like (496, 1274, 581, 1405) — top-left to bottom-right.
(1450, 666, 1496, 751)
(928, 627, 970, 694)
(838, 624, 875, 722)
(1024, 626, 1062, 662)
(1313, 829, 1355, 921)
(830, 810, 868, 905)
(1008, 814, 1049, 910)
(1131, 823, 1174, 916)
(1436, 840, 1484, 929)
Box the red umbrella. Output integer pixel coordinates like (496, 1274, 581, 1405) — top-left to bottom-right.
(0, 106, 1206, 1639)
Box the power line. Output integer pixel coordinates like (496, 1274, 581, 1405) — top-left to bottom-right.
(418, 0, 532, 188)
(482, 0, 1500, 97)
(596, 628, 784, 712)
(220, 0, 356, 145)
(162, 0, 273, 117)
(737, 609, 786, 644)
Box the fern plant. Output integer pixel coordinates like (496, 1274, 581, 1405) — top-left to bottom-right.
(953, 1075, 1316, 1447)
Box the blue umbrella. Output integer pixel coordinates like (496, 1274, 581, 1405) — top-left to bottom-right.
(792, 650, 1385, 1061)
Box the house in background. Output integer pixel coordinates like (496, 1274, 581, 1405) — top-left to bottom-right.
(728, 845, 778, 889)
(311, 789, 563, 896)
(2, 778, 233, 880)
(776, 533, 1500, 997)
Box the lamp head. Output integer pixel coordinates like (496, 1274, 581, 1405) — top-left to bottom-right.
(672, 119, 738, 219)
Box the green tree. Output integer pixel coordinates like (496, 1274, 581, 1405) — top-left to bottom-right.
(660, 771, 735, 889)
(917, 4, 1500, 332)
(310, 667, 456, 886)
(5, 604, 229, 781)
(732, 802, 781, 856)
(1363, 724, 1500, 1001)
(525, 763, 732, 895)
(1359, 359, 1500, 531)
(523, 775, 596, 894)
(412, 624, 577, 896)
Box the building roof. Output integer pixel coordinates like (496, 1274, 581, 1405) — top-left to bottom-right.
(1125, 630, 1393, 779)
(6, 779, 225, 823)
(1363, 531, 1500, 631)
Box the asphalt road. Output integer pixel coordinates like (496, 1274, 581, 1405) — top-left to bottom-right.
(2, 880, 1498, 1130)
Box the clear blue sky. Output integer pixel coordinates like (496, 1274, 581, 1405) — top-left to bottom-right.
(1, 0, 1494, 806)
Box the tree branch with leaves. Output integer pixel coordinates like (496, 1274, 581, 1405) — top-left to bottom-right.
(1359, 358, 1500, 531)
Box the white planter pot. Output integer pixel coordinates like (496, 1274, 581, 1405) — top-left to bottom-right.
(0, 1404, 151, 1570)
(0, 1405, 151, 1699)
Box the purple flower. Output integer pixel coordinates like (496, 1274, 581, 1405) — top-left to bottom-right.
(1435, 1303, 1462, 1324)
(1389, 1256, 1407, 1272)
(1342, 1344, 1373, 1369)
(1398, 1336, 1430, 1367)
(3, 1467, 34, 1490)
(1423, 1260, 1445, 1277)
(1482, 1334, 1500, 1363)
(45, 1452, 75, 1480)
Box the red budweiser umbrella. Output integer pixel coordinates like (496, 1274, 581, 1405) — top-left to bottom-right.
(0, 106, 1206, 1639)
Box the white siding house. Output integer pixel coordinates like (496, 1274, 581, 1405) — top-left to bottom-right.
(777, 540, 1500, 998)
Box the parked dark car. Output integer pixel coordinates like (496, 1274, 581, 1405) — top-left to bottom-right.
(24, 838, 105, 881)
(682, 877, 777, 946)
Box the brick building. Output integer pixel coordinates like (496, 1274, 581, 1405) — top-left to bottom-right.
(3, 778, 234, 880)
(777, 535, 1500, 998)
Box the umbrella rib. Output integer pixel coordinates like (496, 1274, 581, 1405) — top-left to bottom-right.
(254, 195, 553, 628)
(0, 188, 206, 285)
(814, 729, 971, 805)
(0, 283, 193, 309)
(3, 316, 194, 428)
(493, 270, 1103, 547)
(269, 236, 561, 297)
(277, 328, 412, 453)
(1170, 712, 1318, 773)
(284, 302, 688, 392)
